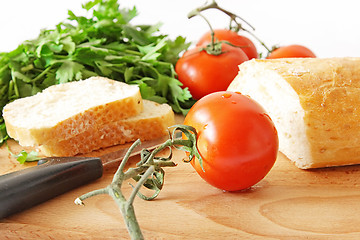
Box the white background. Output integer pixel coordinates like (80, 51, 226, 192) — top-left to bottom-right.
(0, 0, 359, 57)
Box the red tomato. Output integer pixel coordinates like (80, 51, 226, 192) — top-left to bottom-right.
(175, 43, 248, 100)
(267, 44, 316, 59)
(183, 91, 279, 192)
(196, 29, 258, 60)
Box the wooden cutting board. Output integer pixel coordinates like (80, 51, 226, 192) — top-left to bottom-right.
(2, 128, 360, 239)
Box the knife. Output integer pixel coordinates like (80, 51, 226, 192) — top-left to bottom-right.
(0, 135, 170, 219)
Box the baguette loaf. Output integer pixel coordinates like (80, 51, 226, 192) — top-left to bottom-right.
(228, 57, 360, 169)
(3, 77, 143, 146)
(39, 100, 175, 156)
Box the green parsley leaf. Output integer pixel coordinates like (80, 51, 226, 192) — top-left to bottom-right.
(56, 61, 85, 83)
(14, 150, 41, 164)
(5, 141, 41, 164)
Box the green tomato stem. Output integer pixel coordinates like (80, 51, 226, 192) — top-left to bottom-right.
(75, 125, 202, 240)
(188, 0, 272, 54)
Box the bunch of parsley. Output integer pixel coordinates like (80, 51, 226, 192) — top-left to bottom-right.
(0, 0, 194, 144)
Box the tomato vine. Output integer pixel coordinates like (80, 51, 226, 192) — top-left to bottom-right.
(188, 0, 271, 55)
(75, 125, 201, 240)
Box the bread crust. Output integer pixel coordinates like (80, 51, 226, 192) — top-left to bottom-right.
(39, 101, 175, 156)
(228, 57, 360, 169)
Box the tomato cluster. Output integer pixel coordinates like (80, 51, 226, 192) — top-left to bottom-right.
(176, 29, 316, 190)
(176, 29, 316, 100)
(176, 1, 315, 192)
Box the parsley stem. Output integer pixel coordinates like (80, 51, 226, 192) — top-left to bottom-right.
(32, 66, 52, 83)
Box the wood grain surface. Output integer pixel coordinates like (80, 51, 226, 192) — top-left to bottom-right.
(2, 133, 360, 239)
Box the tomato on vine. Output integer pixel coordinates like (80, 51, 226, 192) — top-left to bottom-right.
(183, 91, 279, 191)
(267, 44, 316, 59)
(196, 29, 258, 60)
(175, 43, 248, 100)
(176, 0, 273, 100)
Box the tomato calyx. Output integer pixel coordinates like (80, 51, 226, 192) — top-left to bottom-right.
(180, 40, 240, 57)
(200, 41, 233, 56)
(201, 40, 251, 56)
(201, 41, 223, 56)
(171, 124, 205, 171)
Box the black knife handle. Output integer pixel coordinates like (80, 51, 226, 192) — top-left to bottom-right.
(0, 157, 103, 219)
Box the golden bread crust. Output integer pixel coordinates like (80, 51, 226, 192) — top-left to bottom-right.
(39, 101, 175, 156)
(228, 57, 360, 168)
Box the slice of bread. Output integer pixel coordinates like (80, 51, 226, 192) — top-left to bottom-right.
(228, 57, 360, 169)
(3, 77, 143, 146)
(39, 100, 175, 156)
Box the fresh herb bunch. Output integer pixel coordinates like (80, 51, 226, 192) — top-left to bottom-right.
(0, 0, 194, 144)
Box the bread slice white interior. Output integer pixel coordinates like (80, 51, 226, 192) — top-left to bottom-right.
(3, 77, 142, 146)
(228, 62, 312, 168)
